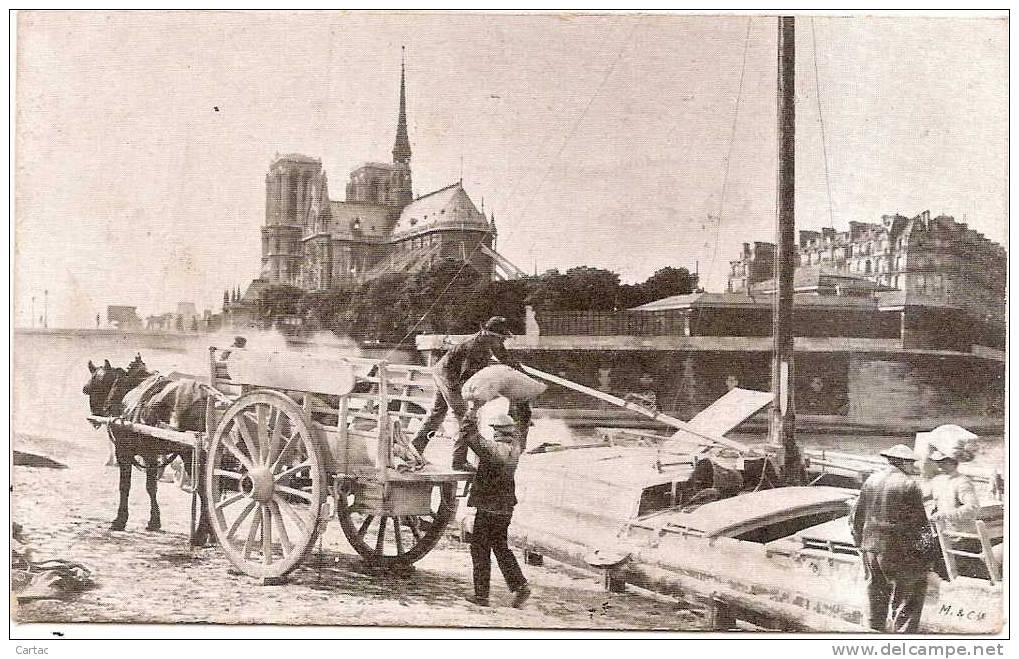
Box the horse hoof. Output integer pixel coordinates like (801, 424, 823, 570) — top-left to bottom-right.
(146, 521, 161, 532)
(110, 521, 127, 532)
(192, 534, 216, 548)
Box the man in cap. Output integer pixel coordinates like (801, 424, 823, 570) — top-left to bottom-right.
(851, 444, 933, 633)
(463, 413, 530, 608)
(411, 316, 522, 471)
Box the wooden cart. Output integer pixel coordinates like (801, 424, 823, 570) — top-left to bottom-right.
(91, 346, 472, 582)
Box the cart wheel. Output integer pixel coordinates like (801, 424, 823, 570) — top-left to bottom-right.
(205, 390, 326, 580)
(337, 482, 458, 566)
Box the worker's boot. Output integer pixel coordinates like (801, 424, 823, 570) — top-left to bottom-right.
(511, 584, 532, 609)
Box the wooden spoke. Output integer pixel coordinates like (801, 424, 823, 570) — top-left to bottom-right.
(273, 495, 309, 535)
(269, 501, 293, 555)
(268, 433, 299, 473)
(405, 516, 422, 541)
(213, 468, 242, 480)
(261, 504, 273, 565)
(276, 485, 313, 502)
(242, 507, 262, 559)
(223, 428, 255, 471)
(266, 408, 284, 467)
(357, 515, 375, 539)
(394, 517, 405, 555)
(227, 500, 258, 541)
(273, 461, 312, 483)
(216, 491, 246, 511)
(375, 517, 387, 554)
(235, 414, 261, 465)
(256, 404, 270, 464)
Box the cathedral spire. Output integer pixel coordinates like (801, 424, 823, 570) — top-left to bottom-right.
(392, 47, 412, 165)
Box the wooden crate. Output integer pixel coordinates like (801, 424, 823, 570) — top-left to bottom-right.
(353, 481, 434, 516)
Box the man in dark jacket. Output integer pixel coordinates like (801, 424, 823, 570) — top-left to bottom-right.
(463, 413, 530, 608)
(851, 444, 932, 633)
(411, 316, 521, 471)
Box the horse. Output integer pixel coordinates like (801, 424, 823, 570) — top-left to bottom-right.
(84, 355, 214, 545)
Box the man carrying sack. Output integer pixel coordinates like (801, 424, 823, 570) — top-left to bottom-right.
(463, 413, 530, 608)
(411, 316, 521, 472)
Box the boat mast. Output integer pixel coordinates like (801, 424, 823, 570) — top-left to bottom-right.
(771, 16, 804, 484)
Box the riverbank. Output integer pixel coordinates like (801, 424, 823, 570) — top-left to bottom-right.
(11, 431, 706, 630)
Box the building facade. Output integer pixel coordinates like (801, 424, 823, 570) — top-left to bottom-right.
(727, 211, 1006, 337)
(258, 55, 520, 292)
(106, 305, 142, 329)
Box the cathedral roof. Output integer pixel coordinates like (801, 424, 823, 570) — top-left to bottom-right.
(327, 201, 392, 239)
(391, 183, 491, 238)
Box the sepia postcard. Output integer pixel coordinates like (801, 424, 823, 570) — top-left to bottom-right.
(10, 10, 1007, 642)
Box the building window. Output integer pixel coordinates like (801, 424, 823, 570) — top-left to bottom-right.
(865, 260, 872, 274)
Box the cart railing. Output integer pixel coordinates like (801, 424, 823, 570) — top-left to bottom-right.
(208, 346, 438, 482)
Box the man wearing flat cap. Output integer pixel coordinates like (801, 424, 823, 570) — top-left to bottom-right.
(411, 316, 522, 472)
(851, 444, 933, 633)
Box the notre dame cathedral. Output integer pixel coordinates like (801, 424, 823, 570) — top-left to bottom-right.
(257, 53, 524, 293)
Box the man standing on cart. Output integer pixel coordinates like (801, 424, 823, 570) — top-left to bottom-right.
(411, 316, 521, 472)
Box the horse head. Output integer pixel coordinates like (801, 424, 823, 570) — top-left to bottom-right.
(83, 354, 151, 416)
(84, 359, 123, 415)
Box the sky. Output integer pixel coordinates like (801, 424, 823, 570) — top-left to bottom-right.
(14, 12, 1008, 327)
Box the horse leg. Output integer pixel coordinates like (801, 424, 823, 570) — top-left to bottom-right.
(145, 459, 161, 531)
(111, 448, 131, 531)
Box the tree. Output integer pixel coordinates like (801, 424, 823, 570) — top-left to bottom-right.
(174, 315, 184, 332)
(257, 284, 304, 325)
(641, 266, 698, 300)
(621, 266, 699, 308)
(299, 288, 353, 331)
(525, 266, 621, 311)
(337, 273, 413, 342)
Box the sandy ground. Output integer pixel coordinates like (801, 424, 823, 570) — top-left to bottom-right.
(11, 430, 707, 631)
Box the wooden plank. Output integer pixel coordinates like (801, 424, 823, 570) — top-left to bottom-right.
(975, 520, 1001, 584)
(377, 364, 391, 481)
(385, 468, 473, 483)
(361, 376, 436, 388)
(385, 394, 434, 406)
(87, 416, 200, 451)
(522, 364, 750, 453)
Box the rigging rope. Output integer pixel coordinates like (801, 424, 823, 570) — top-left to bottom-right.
(520, 18, 643, 262)
(811, 18, 836, 227)
(707, 17, 753, 286)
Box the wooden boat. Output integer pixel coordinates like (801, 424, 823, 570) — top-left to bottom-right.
(504, 444, 1003, 633)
